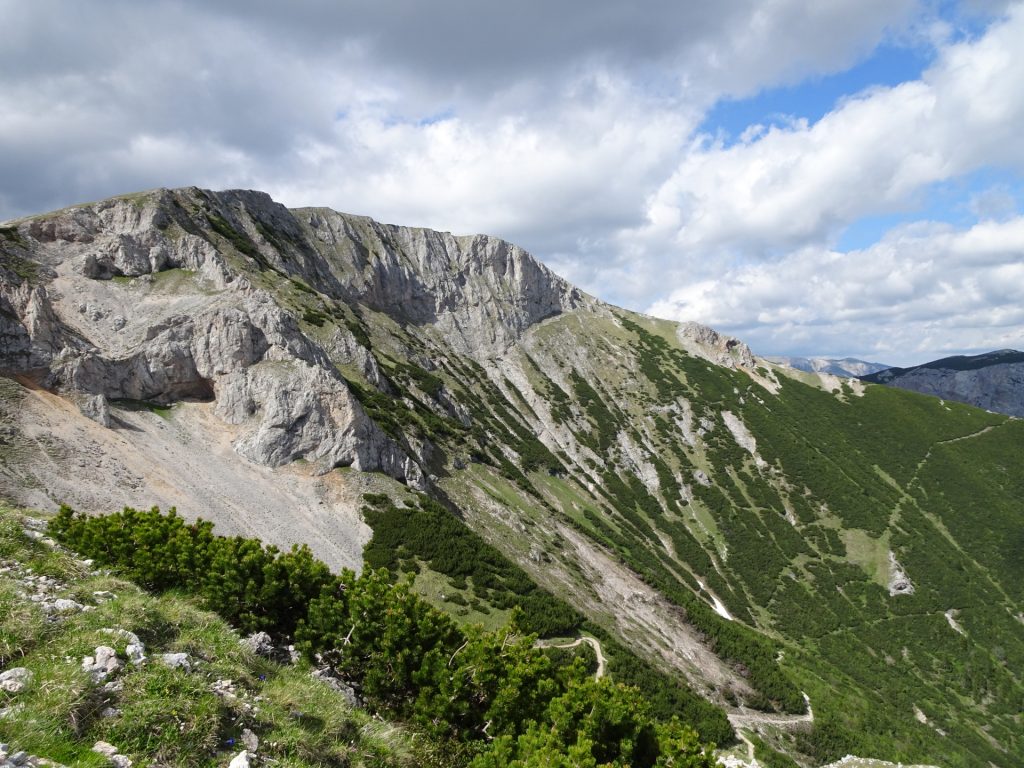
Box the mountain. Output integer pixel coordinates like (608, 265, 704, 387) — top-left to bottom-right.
(764, 356, 891, 378)
(3, 188, 1023, 767)
(861, 349, 1024, 417)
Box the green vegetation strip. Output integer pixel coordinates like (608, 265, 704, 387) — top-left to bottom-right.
(41, 504, 721, 767)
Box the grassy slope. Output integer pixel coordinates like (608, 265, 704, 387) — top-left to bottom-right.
(388, 308, 1024, 766)
(0, 507, 433, 768)
(607, 318, 1024, 765)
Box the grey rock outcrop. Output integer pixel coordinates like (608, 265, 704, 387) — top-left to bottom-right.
(297, 208, 588, 356)
(241, 631, 295, 665)
(41, 598, 86, 615)
(862, 350, 1024, 417)
(888, 552, 915, 596)
(0, 282, 74, 371)
(82, 646, 122, 682)
(0, 745, 59, 768)
(159, 652, 192, 671)
(0, 668, 31, 694)
(240, 728, 259, 753)
(312, 666, 363, 708)
(1, 191, 427, 483)
(91, 742, 131, 768)
(77, 393, 112, 427)
(21, 190, 231, 287)
(676, 321, 755, 369)
(0, 187, 588, 490)
(100, 629, 145, 665)
(241, 631, 276, 658)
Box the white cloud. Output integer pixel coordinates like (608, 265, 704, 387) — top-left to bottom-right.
(628, 3, 1024, 264)
(629, 5, 1024, 361)
(262, 74, 692, 256)
(2, 0, 1022, 362)
(648, 216, 1024, 363)
(0, 0, 915, 224)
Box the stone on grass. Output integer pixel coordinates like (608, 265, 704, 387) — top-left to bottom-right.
(0, 668, 32, 693)
(91, 741, 132, 768)
(159, 652, 192, 671)
(241, 728, 259, 753)
(82, 646, 122, 681)
(44, 598, 86, 615)
(241, 631, 276, 658)
(100, 628, 146, 664)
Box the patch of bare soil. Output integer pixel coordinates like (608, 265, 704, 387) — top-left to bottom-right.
(4, 384, 375, 572)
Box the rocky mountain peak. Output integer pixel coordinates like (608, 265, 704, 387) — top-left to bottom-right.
(675, 321, 756, 369)
(763, 356, 891, 378)
(0, 187, 595, 494)
(3, 186, 590, 353)
(292, 206, 589, 355)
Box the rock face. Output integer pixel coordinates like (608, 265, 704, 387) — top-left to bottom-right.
(81, 646, 122, 682)
(861, 349, 1024, 417)
(676, 322, 755, 369)
(0, 668, 31, 693)
(297, 207, 587, 355)
(0, 188, 584, 491)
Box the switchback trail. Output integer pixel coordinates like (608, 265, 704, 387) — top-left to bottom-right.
(728, 693, 813, 732)
(534, 636, 606, 679)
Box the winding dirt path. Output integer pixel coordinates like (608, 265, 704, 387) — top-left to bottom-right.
(727, 692, 813, 732)
(535, 636, 606, 679)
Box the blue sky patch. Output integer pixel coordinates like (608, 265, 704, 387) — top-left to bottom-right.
(700, 42, 932, 145)
(837, 167, 1024, 251)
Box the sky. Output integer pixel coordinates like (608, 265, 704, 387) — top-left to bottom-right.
(2, 1, 1023, 366)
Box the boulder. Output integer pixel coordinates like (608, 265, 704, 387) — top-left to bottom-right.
(0, 668, 32, 694)
(241, 631, 276, 658)
(159, 652, 192, 671)
(82, 646, 122, 682)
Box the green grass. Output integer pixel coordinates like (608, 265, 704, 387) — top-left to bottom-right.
(0, 225, 24, 243)
(839, 528, 891, 588)
(361, 492, 583, 638)
(110, 398, 175, 420)
(113, 191, 155, 210)
(0, 247, 39, 281)
(0, 506, 433, 768)
(410, 566, 512, 632)
(109, 267, 203, 293)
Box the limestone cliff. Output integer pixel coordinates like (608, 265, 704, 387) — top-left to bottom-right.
(0, 188, 587, 489)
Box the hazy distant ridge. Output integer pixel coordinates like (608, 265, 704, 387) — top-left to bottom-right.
(764, 356, 891, 378)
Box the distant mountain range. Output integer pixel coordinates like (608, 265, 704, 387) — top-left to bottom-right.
(862, 349, 1024, 417)
(763, 356, 891, 378)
